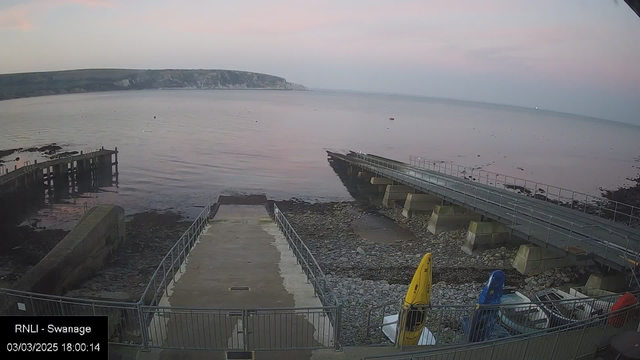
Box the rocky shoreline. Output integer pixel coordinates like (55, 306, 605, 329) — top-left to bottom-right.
(277, 200, 592, 346)
(0, 211, 191, 302)
(66, 211, 192, 301)
(0, 226, 69, 287)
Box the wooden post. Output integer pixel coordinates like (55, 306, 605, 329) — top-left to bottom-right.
(114, 147, 119, 175)
(76, 159, 88, 193)
(90, 157, 96, 188)
(53, 164, 60, 193)
(71, 161, 76, 194)
(47, 166, 52, 195)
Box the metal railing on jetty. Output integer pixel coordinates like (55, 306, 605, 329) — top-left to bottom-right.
(139, 203, 213, 306)
(0, 190, 637, 354)
(365, 289, 640, 349)
(364, 301, 640, 360)
(0, 201, 343, 351)
(333, 151, 640, 272)
(273, 204, 340, 308)
(409, 155, 640, 227)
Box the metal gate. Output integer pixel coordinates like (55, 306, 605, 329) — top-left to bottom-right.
(141, 305, 339, 351)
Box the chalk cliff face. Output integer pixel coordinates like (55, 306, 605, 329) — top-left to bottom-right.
(0, 69, 309, 100)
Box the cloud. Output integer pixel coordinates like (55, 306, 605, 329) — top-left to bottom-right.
(464, 46, 534, 72)
(67, 0, 114, 7)
(0, 3, 35, 30)
(0, 0, 114, 30)
(132, 0, 517, 37)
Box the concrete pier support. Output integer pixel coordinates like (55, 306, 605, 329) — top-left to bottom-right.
(382, 185, 414, 207)
(358, 171, 373, 181)
(512, 244, 576, 275)
(402, 193, 441, 219)
(347, 165, 360, 175)
(52, 164, 68, 199)
(427, 205, 481, 234)
(461, 221, 522, 255)
(585, 273, 628, 292)
(76, 159, 89, 192)
(97, 154, 112, 187)
(370, 177, 394, 185)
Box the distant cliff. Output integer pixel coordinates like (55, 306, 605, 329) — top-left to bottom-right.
(0, 69, 309, 100)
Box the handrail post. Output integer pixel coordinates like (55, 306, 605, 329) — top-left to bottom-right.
(546, 214, 552, 243)
(334, 304, 342, 350)
(546, 185, 550, 202)
(138, 300, 150, 350)
(162, 261, 168, 297)
(528, 208, 534, 236)
(572, 320, 588, 359)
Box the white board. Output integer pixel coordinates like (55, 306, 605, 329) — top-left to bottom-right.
(382, 314, 436, 346)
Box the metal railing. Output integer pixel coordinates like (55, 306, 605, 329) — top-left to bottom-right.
(273, 204, 340, 308)
(141, 305, 338, 350)
(0, 202, 213, 347)
(0, 148, 114, 185)
(0, 201, 345, 351)
(363, 301, 640, 360)
(0, 287, 143, 345)
(273, 204, 343, 349)
(365, 289, 634, 350)
(342, 152, 640, 270)
(409, 155, 640, 227)
(140, 203, 212, 307)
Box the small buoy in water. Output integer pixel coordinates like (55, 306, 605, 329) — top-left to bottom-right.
(154, 115, 156, 119)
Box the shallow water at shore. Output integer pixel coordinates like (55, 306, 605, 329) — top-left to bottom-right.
(1, 90, 639, 224)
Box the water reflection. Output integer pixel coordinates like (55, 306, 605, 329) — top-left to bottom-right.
(0, 156, 118, 228)
(327, 155, 384, 206)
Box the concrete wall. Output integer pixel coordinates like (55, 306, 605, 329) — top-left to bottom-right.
(12, 204, 126, 295)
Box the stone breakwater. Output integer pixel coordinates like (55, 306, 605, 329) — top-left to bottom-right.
(277, 200, 591, 346)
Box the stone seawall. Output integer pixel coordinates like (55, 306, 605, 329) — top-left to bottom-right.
(11, 204, 126, 295)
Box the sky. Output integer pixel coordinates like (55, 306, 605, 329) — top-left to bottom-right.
(1, 0, 639, 125)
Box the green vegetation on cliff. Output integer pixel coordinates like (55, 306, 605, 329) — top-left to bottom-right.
(0, 69, 308, 100)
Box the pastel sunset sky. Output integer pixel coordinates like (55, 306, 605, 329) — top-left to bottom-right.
(1, 0, 639, 124)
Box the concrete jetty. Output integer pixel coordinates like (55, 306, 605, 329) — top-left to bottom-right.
(327, 150, 640, 279)
(141, 203, 336, 359)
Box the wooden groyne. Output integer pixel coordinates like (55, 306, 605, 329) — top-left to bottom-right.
(0, 147, 119, 225)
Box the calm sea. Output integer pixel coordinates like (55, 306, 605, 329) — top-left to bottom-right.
(1, 90, 639, 226)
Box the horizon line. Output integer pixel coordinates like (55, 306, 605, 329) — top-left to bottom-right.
(311, 87, 640, 129)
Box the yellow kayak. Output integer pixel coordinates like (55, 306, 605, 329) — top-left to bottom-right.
(398, 253, 432, 346)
